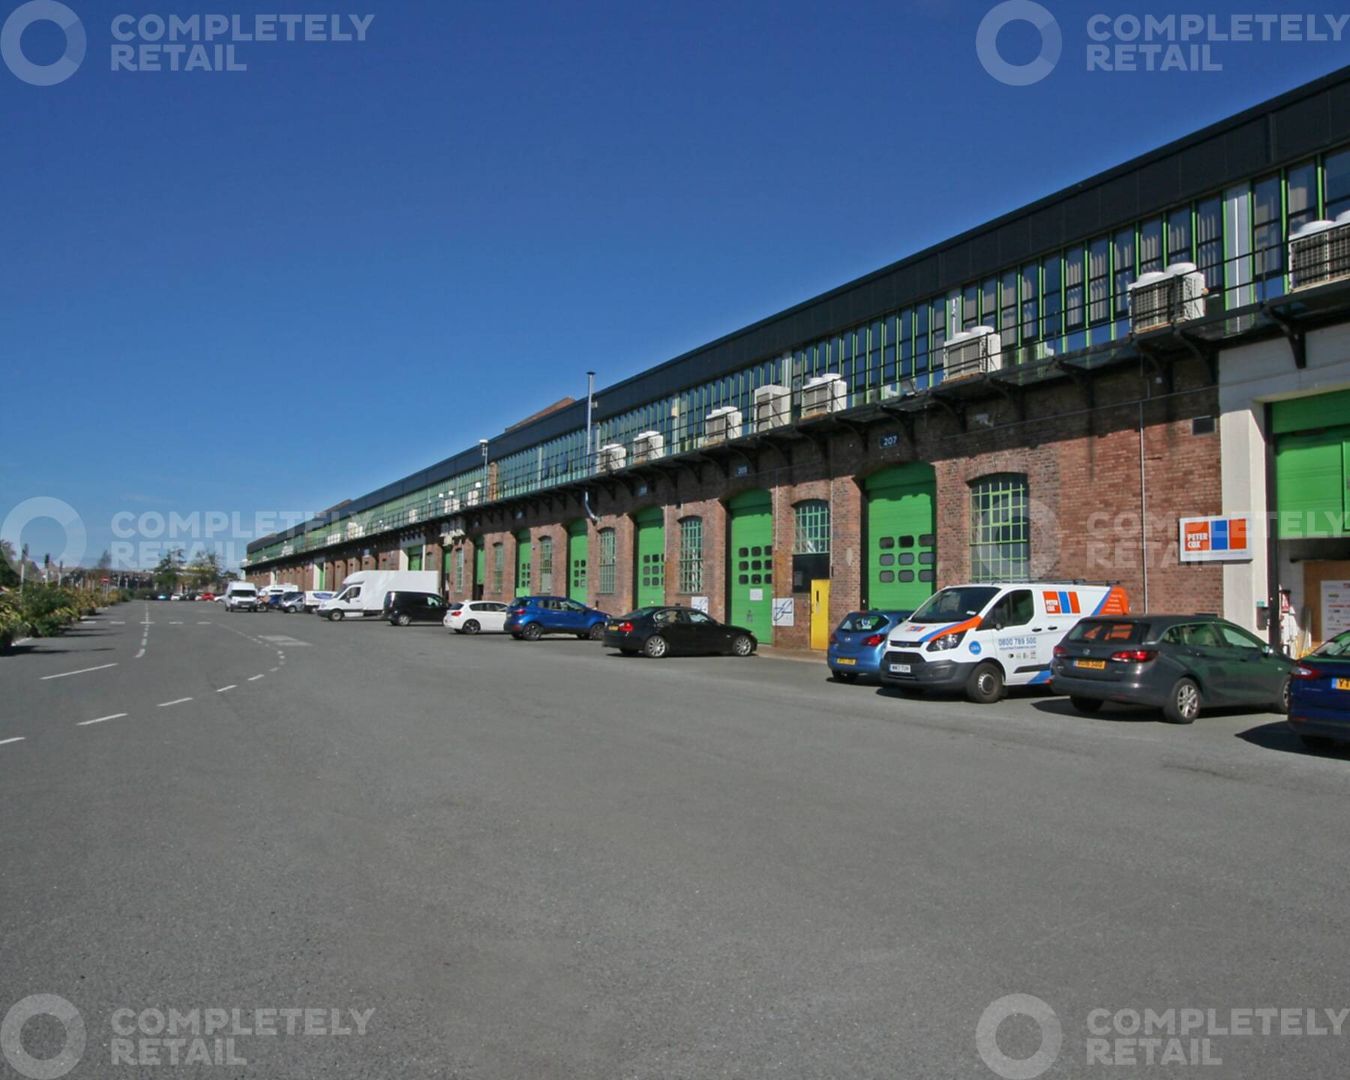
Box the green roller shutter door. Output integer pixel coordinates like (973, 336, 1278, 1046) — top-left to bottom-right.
(474, 545, 485, 588)
(728, 490, 773, 644)
(1275, 428, 1350, 538)
(635, 508, 665, 608)
(515, 530, 532, 596)
(567, 520, 589, 602)
(865, 464, 937, 611)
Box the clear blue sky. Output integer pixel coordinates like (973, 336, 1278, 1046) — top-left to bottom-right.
(3, 0, 1346, 569)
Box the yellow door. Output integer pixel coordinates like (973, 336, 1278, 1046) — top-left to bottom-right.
(810, 578, 831, 651)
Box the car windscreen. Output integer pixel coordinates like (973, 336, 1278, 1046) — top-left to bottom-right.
(1067, 619, 1148, 644)
(231, 587, 257, 596)
(908, 587, 999, 624)
(1310, 630, 1350, 659)
(838, 612, 890, 633)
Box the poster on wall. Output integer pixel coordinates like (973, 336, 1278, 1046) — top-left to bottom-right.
(690, 596, 710, 613)
(1178, 515, 1253, 562)
(1322, 581, 1350, 639)
(772, 598, 795, 627)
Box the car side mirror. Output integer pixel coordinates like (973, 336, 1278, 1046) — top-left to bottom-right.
(1261, 644, 1274, 657)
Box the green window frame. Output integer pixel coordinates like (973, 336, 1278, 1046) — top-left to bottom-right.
(454, 546, 465, 593)
(793, 500, 831, 555)
(970, 474, 1030, 582)
(597, 528, 617, 595)
(678, 517, 703, 594)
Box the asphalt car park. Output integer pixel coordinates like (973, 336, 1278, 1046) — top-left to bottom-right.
(4, 604, 1350, 1078)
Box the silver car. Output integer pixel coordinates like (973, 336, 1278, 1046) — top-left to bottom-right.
(1050, 615, 1292, 724)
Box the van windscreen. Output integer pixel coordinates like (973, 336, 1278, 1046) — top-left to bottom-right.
(909, 587, 999, 623)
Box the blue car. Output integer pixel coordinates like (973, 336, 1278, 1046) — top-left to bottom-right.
(505, 595, 610, 641)
(827, 610, 914, 682)
(1289, 629, 1350, 750)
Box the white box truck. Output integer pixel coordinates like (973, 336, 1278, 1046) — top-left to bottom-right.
(317, 570, 440, 621)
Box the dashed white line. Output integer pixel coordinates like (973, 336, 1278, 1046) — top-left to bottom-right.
(197, 621, 212, 625)
(157, 697, 192, 708)
(0, 737, 25, 747)
(78, 713, 127, 727)
(247, 674, 265, 682)
(216, 685, 237, 693)
(269, 666, 279, 672)
(110, 620, 126, 625)
(41, 663, 119, 681)
(169, 620, 184, 625)
(134, 648, 146, 659)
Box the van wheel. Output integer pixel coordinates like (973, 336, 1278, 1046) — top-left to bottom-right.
(966, 662, 1004, 704)
(329, 610, 344, 622)
(521, 623, 542, 641)
(1163, 678, 1201, 724)
(643, 635, 668, 658)
(462, 619, 480, 634)
(1070, 695, 1103, 714)
(395, 613, 411, 627)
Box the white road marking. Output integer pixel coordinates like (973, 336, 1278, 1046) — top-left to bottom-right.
(197, 621, 212, 625)
(134, 648, 146, 659)
(269, 666, 279, 672)
(41, 663, 118, 681)
(216, 685, 237, 693)
(157, 697, 192, 708)
(110, 620, 126, 625)
(0, 737, 25, 747)
(78, 713, 127, 727)
(169, 620, 184, 625)
(247, 674, 265, 682)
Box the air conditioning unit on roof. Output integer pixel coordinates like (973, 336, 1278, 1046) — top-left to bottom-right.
(942, 326, 1003, 381)
(800, 373, 847, 418)
(597, 443, 627, 473)
(1289, 212, 1350, 291)
(704, 406, 742, 445)
(753, 384, 791, 430)
(1127, 263, 1207, 334)
(631, 430, 664, 464)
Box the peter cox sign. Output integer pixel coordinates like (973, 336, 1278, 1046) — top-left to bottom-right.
(1179, 515, 1253, 563)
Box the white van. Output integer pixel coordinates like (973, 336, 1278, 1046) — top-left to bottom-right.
(317, 570, 440, 620)
(224, 582, 261, 612)
(880, 582, 1130, 703)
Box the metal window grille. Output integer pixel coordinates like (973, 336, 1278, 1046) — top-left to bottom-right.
(970, 475, 1030, 582)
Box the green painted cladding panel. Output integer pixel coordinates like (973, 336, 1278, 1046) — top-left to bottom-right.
(474, 546, 485, 585)
(1272, 392, 1350, 435)
(635, 509, 665, 608)
(728, 490, 773, 645)
(865, 464, 937, 611)
(1276, 430, 1349, 538)
(515, 531, 532, 597)
(568, 521, 588, 602)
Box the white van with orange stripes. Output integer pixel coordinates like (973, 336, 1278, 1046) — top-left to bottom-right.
(879, 582, 1130, 703)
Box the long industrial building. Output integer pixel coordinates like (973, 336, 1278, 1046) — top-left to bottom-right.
(247, 68, 1350, 654)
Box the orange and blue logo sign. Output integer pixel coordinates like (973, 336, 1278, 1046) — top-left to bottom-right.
(1043, 590, 1081, 616)
(1179, 515, 1252, 563)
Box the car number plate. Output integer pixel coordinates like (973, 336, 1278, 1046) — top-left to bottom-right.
(836, 657, 857, 666)
(1335, 678, 1350, 691)
(888, 663, 911, 674)
(607, 623, 619, 631)
(1076, 659, 1107, 670)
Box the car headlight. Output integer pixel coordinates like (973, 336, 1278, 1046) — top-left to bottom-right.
(926, 630, 966, 653)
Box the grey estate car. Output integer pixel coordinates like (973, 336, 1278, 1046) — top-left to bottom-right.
(1050, 614, 1292, 723)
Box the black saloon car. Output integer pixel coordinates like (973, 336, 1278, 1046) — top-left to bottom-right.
(1051, 614, 1291, 723)
(383, 590, 449, 626)
(603, 606, 757, 658)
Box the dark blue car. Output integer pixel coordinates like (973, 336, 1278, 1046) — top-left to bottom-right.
(1289, 630, 1350, 750)
(506, 595, 609, 641)
(827, 610, 913, 682)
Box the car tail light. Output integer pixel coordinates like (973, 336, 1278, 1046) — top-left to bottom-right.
(862, 633, 885, 647)
(1110, 649, 1157, 663)
(1292, 665, 1320, 680)
(617, 621, 634, 633)
(1053, 644, 1068, 658)
(828, 632, 837, 645)
(511, 608, 526, 615)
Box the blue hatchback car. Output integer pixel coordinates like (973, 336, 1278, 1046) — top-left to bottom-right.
(827, 610, 913, 682)
(1289, 629, 1350, 750)
(506, 595, 610, 641)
